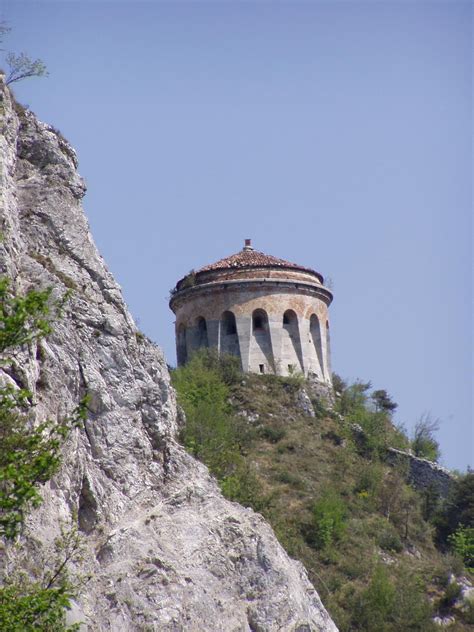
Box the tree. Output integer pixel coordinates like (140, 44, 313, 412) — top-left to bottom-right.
(0, 278, 54, 354)
(5, 52, 48, 85)
(331, 372, 347, 395)
(0, 21, 48, 85)
(371, 389, 398, 415)
(435, 471, 474, 547)
(411, 413, 440, 461)
(0, 278, 86, 630)
(336, 379, 371, 416)
(448, 527, 474, 571)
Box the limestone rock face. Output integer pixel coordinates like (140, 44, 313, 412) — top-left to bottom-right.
(0, 80, 338, 632)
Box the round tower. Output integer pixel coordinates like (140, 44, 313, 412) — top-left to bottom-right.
(169, 240, 333, 383)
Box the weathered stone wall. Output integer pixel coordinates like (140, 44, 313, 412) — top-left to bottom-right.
(387, 448, 456, 498)
(171, 278, 333, 383)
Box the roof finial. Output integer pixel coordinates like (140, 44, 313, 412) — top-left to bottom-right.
(243, 238, 253, 251)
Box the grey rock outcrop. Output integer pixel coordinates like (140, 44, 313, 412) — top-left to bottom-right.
(0, 80, 338, 631)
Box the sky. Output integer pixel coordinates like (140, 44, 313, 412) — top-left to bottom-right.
(1, 0, 471, 471)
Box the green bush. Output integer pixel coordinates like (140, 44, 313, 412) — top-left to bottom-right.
(0, 387, 86, 539)
(259, 425, 286, 443)
(277, 470, 302, 487)
(0, 582, 79, 631)
(220, 462, 270, 513)
(0, 278, 85, 630)
(172, 349, 267, 511)
(390, 568, 435, 631)
(353, 565, 395, 632)
(448, 526, 474, 571)
(411, 414, 440, 462)
(354, 462, 383, 499)
(352, 565, 434, 632)
(378, 527, 403, 553)
(311, 490, 347, 549)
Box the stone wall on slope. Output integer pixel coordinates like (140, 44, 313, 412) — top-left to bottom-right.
(387, 448, 455, 499)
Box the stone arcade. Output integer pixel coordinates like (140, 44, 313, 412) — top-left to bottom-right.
(170, 240, 333, 383)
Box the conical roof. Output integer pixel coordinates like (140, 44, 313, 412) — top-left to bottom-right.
(196, 239, 322, 281)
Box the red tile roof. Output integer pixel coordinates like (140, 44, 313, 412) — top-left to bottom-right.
(197, 244, 321, 279)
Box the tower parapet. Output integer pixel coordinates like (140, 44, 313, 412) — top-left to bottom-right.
(169, 240, 333, 383)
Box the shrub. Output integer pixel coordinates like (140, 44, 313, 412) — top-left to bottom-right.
(352, 565, 434, 632)
(352, 565, 395, 632)
(311, 396, 329, 419)
(0, 582, 77, 631)
(437, 581, 462, 611)
(311, 490, 347, 549)
(448, 526, 474, 571)
(390, 567, 434, 631)
(259, 426, 286, 443)
(220, 462, 270, 513)
(378, 527, 403, 553)
(336, 380, 371, 417)
(277, 470, 302, 487)
(331, 373, 347, 395)
(172, 350, 252, 485)
(0, 278, 85, 629)
(354, 462, 383, 499)
(411, 413, 440, 461)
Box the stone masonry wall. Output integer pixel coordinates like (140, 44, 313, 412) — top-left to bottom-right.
(173, 281, 332, 382)
(387, 448, 456, 498)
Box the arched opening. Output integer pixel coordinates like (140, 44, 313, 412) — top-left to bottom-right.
(222, 311, 237, 336)
(283, 309, 297, 328)
(250, 308, 274, 373)
(281, 310, 303, 374)
(325, 319, 332, 379)
(219, 311, 241, 359)
(309, 314, 324, 378)
(196, 316, 208, 349)
(177, 323, 188, 366)
(252, 309, 268, 333)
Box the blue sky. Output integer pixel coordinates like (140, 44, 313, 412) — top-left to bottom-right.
(2, 0, 471, 470)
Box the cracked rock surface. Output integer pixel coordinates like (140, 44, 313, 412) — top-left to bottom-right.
(0, 78, 338, 632)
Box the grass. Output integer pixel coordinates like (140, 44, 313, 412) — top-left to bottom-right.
(172, 352, 474, 631)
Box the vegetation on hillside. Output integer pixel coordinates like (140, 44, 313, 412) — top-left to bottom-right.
(0, 279, 86, 631)
(172, 350, 474, 631)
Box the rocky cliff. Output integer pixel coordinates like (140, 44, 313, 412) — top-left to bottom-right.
(0, 78, 338, 631)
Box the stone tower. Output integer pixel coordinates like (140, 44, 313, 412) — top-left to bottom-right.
(169, 240, 333, 383)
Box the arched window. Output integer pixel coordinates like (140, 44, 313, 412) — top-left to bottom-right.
(283, 309, 297, 328)
(310, 314, 324, 377)
(221, 311, 237, 335)
(281, 309, 303, 374)
(252, 309, 268, 332)
(219, 311, 241, 360)
(250, 308, 273, 372)
(177, 323, 187, 365)
(196, 316, 208, 348)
